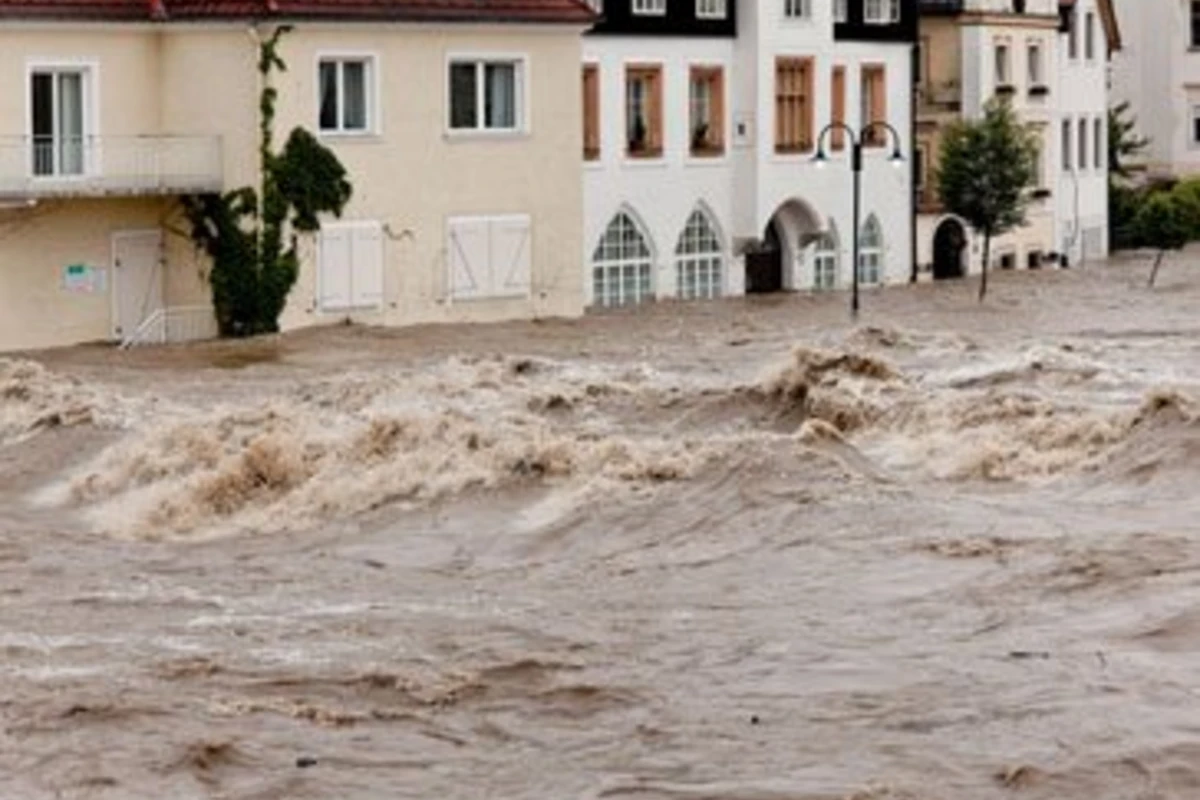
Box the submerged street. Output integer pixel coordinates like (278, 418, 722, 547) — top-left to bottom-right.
(3, 261, 1200, 799)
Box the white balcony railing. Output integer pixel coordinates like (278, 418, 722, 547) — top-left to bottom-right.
(0, 135, 223, 199)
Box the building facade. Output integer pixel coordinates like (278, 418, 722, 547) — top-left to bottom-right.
(582, 0, 916, 307)
(1110, 0, 1197, 178)
(0, 0, 592, 352)
(915, 0, 1117, 279)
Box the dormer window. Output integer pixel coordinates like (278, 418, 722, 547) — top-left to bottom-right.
(864, 0, 900, 24)
(632, 0, 665, 15)
(784, 0, 810, 20)
(696, 0, 726, 19)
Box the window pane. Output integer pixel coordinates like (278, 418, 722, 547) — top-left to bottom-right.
(485, 63, 517, 129)
(57, 72, 84, 174)
(450, 63, 478, 129)
(31, 73, 54, 175)
(342, 61, 367, 130)
(319, 62, 338, 130)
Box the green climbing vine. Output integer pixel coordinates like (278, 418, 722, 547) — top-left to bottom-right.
(183, 25, 352, 337)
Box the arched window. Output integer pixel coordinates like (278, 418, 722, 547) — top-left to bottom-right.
(675, 208, 724, 300)
(813, 225, 838, 291)
(858, 215, 883, 285)
(592, 211, 654, 307)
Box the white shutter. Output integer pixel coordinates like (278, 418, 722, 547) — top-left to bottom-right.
(489, 215, 532, 298)
(447, 217, 489, 300)
(351, 222, 384, 308)
(318, 226, 352, 311)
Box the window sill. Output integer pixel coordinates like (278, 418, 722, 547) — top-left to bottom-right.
(626, 148, 664, 160)
(689, 147, 726, 159)
(1028, 85, 1050, 97)
(685, 154, 729, 168)
(774, 146, 814, 157)
(445, 128, 529, 142)
(622, 156, 668, 169)
(318, 130, 381, 141)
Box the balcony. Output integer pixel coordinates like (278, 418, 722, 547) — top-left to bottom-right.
(0, 135, 223, 200)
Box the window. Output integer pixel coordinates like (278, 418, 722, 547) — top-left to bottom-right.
(593, 211, 654, 307)
(994, 43, 1010, 87)
(29, 67, 90, 177)
(626, 65, 664, 158)
(1085, 12, 1095, 59)
(775, 57, 814, 154)
(831, 66, 846, 151)
(318, 221, 384, 311)
(319, 57, 373, 134)
(813, 227, 838, 291)
(861, 65, 887, 147)
(858, 216, 883, 285)
(1027, 250, 1042, 270)
(1068, 11, 1078, 59)
(1193, 106, 1200, 146)
(1062, 118, 1072, 171)
(583, 64, 600, 161)
(675, 209, 724, 300)
(697, 0, 727, 19)
(689, 66, 725, 157)
(784, 0, 810, 20)
(1027, 42, 1042, 87)
(1078, 116, 1088, 171)
(1193, 1, 1200, 49)
(633, 0, 665, 14)
(864, 0, 900, 24)
(834, 0, 848, 23)
(1031, 138, 1042, 187)
(914, 145, 926, 197)
(998, 252, 1016, 270)
(448, 215, 533, 300)
(1094, 117, 1103, 169)
(449, 58, 523, 132)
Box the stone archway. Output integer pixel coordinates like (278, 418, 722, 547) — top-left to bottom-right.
(746, 199, 823, 294)
(746, 220, 784, 294)
(932, 217, 967, 280)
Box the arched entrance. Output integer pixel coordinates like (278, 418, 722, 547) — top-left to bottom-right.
(746, 198, 822, 294)
(932, 218, 967, 280)
(746, 221, 783, 293)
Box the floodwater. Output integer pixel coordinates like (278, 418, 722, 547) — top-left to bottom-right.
(3, 261, 1200, 799)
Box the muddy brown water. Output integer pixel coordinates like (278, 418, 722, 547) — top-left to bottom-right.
(4, 262, 1200, 799)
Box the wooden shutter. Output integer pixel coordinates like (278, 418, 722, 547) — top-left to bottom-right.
(447, 217, 489, 300)
(583, 65, 600, 160)
(490, 215, 532, 298)
(831, 66, 846, 151)
(862, 65, 886, 147)
(775, 57, 813, 153)
(350, 222, 384, 308)
(318, 226, 352, 311)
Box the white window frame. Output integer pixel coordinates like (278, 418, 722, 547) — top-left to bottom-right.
(25, 59, 99, 180)
(446, 53, 530, 137)
(675, 208, 724, 300)
(858, 216, 883, 285)
(783, 0, 810, 20)
(994, 42, 1010, 86)
(592, 210, 655, 307)
(696, 0, 726, 19)
(633, 0, 666, 15)
(864, 0, 900, 24)
(315, 53, 378, 136)
(813, 230, 839, 291)
(1027, 41, 1042, 87)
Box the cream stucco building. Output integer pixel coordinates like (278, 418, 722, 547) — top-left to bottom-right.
(0, 0, 592, 352)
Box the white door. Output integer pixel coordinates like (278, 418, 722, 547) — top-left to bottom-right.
(112, 230, 163, 341)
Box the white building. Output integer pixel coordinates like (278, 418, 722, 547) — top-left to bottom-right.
(582, 0, 916, 307)
(1110, 0, 1196, 178)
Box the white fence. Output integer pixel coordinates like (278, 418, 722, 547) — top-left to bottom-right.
(121, 305, 219, 349)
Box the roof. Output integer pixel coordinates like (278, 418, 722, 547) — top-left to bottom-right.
(0, 0, 597, 24)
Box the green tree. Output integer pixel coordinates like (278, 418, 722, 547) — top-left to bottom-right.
(1137, 192, 1191, 287)
(183, 26, 352, 337)
(936, 98, 1038, 301)
(1108, 101, 1149, 180)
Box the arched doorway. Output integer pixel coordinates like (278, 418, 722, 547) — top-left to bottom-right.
(932, 218, 967, 280)
(746, 221, 783, 294)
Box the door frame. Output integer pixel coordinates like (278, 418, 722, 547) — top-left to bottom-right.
(110, 228, 164, 341)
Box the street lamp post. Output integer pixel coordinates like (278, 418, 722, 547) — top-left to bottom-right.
(813, 121, 905, 318)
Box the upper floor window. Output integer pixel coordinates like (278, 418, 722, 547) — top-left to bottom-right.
(864, 0, 900, 24)
(626, 64, 664, 158)
(1062, 118, 1072, 171)
(633, 0, 665, 15)
(1094, 117, 1103, 169)
(1078, 115, 1088, 170)
(689, 66, 725, 156)
(1085, 12, 1095, 59)
(1067, 11, 1078, 58)
(784, 0, 810, 20)
(775, 57, 814, 154)
(30, 66, 91, 176)
(994, 43, 1011, 87)
(1193, 1, 1200, 49)
(319, 57, 374, 134)
(449, 58, 524, 133)
(861, 65, 888, 146)
(583, 64, 600, 161)
(1027, 42, 1042, 87)
(697, 0, 726, 19)
(834, 0, 848, 23)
